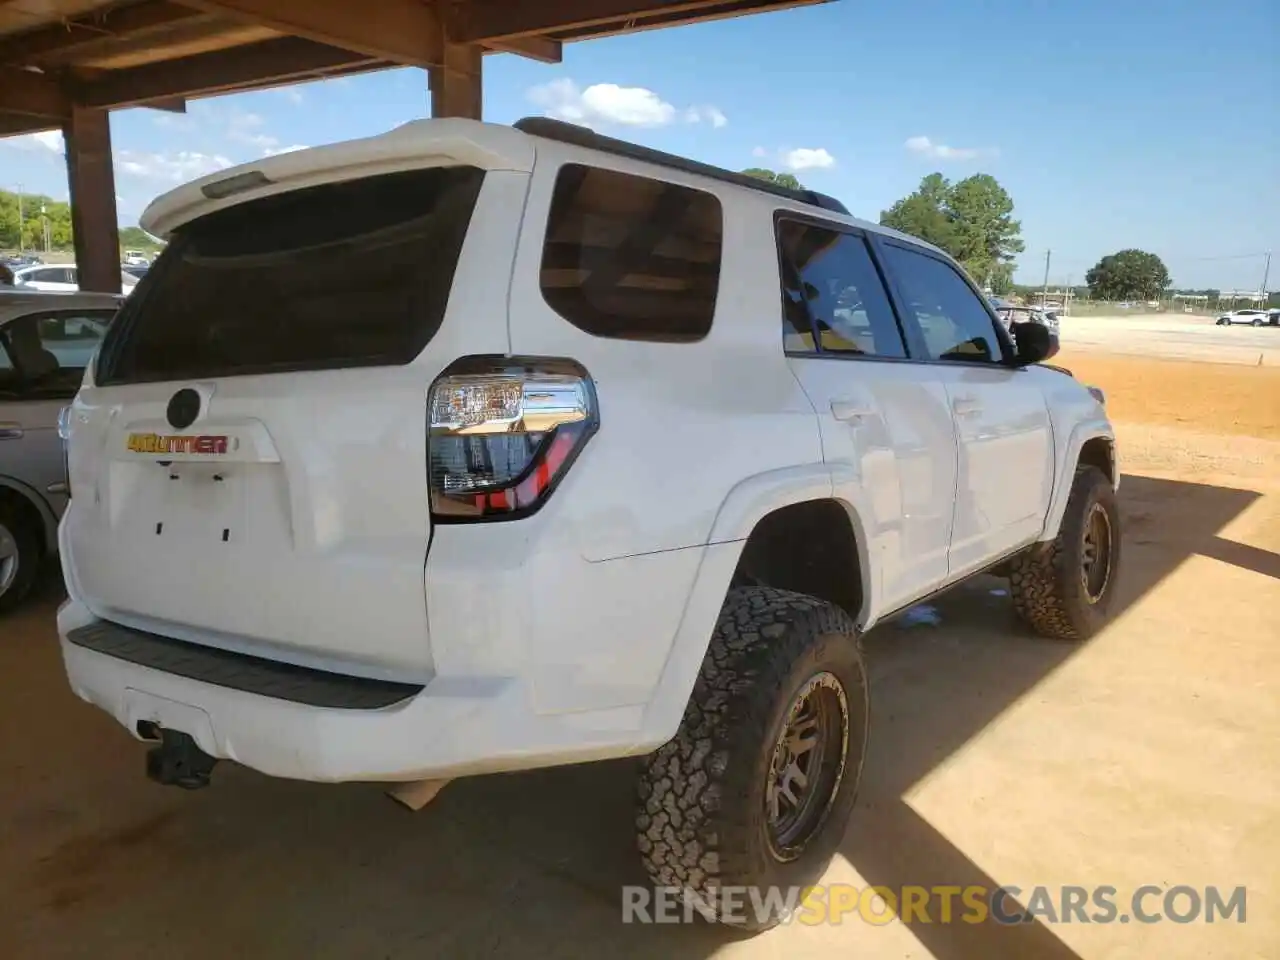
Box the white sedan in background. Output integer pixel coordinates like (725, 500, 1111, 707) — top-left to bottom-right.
(11, 264, 138, 294)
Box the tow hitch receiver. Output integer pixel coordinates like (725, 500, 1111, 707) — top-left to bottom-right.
(144, 728, 218, 789)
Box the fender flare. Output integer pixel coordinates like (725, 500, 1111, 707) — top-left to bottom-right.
(637, 464, 872, 750)
(0, 475, 59, 554)
(1039, 418, 1116, 541)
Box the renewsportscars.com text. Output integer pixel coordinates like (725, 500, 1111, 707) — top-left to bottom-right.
(622, 883, 1248, 926)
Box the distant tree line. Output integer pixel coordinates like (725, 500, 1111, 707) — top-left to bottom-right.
(0, 187, 73, 250)
(1, 187, 164, 254)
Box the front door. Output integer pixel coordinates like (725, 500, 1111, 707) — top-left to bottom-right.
(875, 240, 1054, 575)
(777, 218, 958, 616)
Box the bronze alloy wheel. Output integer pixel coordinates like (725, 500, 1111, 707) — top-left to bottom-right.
(765, 670, 850, 862)
(1080, 502, 1114, 604)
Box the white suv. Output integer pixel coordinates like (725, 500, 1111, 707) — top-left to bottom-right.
(55, 117, 1120, 930)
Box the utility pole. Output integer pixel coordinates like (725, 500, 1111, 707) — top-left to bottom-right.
(1262, 251, 1272, 306)
(15, 184, 22, 253)
(1041, 249, 1051, 306)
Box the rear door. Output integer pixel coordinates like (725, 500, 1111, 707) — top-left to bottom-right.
(778, 217, 959, 614)
(0, 307, 115, 516)
(876, 239, 1055, 574)
(63, 163, 511, 678)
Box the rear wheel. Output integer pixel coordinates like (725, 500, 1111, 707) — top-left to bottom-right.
(635, 587, 868, 931)
(0, 501, 42, 615)
(1007, 465, 1121, 640)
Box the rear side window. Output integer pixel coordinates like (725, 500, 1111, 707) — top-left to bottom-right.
(777, 219, 906, 358)
(97, 166, 485, 384)
(539, 163, 722, 342)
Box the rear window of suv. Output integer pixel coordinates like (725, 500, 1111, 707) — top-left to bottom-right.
(96, 165, 485, 384)
(539, 163, 723, 342)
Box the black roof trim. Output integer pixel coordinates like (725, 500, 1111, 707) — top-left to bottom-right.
(513, 116, 850, 216)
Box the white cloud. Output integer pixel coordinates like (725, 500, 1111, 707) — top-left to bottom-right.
(279, 88, 305, 105)
(781, 147, 836, 171)
(527, 78, 726, 130)
(152, 113, 195, 132)
(751, 146, 768, 158)
(904, 135, 996, 161)
(262, 144, 309, 157)
(3, 130, 65, 154)
(117, 150, 234, 182)
(683, 105, 727, 128)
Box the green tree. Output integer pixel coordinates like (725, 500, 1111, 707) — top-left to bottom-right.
(879, 172, 954, 250)
(1085, 249, 1171, 301)
(119, 225, 164, 253)
(741, 167, 803, 191)
(879, 173, 1024, 286)
(0, 187, 74, 251)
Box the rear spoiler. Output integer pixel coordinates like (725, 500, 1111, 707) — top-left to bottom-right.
(140, 118, 535, 239)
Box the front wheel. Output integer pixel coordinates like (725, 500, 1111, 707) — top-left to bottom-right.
(635, 587, 868, 932)
(1007, 465, 1122, 640)
(1252, 318, 1263, 327)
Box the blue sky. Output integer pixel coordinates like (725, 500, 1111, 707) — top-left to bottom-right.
(3, 0, 1276, 289)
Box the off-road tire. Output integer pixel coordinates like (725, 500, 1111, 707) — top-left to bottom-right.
(635, 586, 868, 932)
(1008, 465, 1121, 640)
(0, 500, 42, 615)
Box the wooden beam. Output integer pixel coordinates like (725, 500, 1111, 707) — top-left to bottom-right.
(0, 2, 203, 67)
(65, 106, 121, 294)
(175, 0, 443, 67)
(0, 112, 59, 137)
(429, 42, 482, 119)
(79, 37, 377, 108)
(482, 36, 562, 64)
(455, 0, 764, 41)
(548, 0, 830, 41)
(145, 96, 189, 113)
(0, 68, 70, 118)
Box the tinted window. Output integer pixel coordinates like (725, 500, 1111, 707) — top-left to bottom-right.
(881, 244, 1005, 363)
(0, 336, 12, 391)
(0, 310, 113, 397)
(540, 164, 722, 342)
(98, 166, 485, 384)
(777, 220, 905, 358)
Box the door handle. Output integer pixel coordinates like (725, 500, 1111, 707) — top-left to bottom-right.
(830, 399, 872, 421)
(951, 396, 982, 417)
(0, 422, 23, 440)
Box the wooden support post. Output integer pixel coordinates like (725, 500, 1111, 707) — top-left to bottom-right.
(429, 42, 482, 119)
(64, 106, 120, 293)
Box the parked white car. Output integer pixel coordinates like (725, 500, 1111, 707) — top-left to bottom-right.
(12, 263, 138, 294)
(0, 290, 122, 612)
(55, 117, 1121, 931)
(1215, 308, 1272, 326)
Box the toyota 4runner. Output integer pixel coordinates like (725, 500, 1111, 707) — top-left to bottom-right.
(55, 116, 1120, 930)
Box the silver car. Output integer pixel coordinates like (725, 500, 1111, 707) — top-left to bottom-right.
(1, 290, 123, 612)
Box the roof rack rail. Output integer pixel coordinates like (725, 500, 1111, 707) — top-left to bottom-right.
(513, 116, 850, 216)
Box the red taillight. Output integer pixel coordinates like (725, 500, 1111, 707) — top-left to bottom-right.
(427, 357, 598, 521)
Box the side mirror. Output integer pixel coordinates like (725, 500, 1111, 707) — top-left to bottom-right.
(1009, 319, 1059, 365)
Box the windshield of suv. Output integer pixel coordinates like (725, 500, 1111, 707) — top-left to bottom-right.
(96, 165, 485, 385)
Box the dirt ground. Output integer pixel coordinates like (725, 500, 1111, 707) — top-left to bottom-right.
(1, 352, 1277, 960)
(1059, 350, 1280, 442)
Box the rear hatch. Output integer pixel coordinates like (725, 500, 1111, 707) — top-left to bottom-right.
(63, 153, 515, 679)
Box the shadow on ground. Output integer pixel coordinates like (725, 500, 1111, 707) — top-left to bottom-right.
(0, 474, 1267, 959)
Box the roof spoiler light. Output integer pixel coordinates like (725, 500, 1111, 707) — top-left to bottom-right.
(201, 170, 274, 200)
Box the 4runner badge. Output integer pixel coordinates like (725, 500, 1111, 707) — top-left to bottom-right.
(127, 433, 231, 455)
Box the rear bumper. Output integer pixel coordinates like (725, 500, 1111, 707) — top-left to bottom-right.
(58, 596, 656, 782)
(55, 528, 745, 783)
